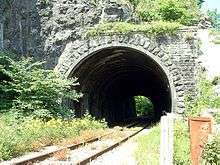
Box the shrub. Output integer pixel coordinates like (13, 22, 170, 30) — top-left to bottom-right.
(209, 29, 220, 36)
(185, 74, 220, 117)
(0, 52, 82, 118)
(207, 9, 220, 29)
(136, 0, 200, 25)
(212, 36, 220, 45)
(136, 0, 161, 22)
(197, 0, 205, 8)
(128, 0, 140, 8)
(202, 134, 220, 164)
(214, 112, 220, 124)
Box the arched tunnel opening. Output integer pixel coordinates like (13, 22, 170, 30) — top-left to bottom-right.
(69, 47, 172, 125)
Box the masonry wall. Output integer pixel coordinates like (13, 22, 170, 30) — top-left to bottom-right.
(157, 28, 199, 112)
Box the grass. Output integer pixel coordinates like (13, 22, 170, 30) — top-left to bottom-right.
(0, 113, 107, 161)
(134, 124, 160, 165)
(85, 21, 182, 38)
(134, 120, 190, 165)
(174, 120, 191, 165)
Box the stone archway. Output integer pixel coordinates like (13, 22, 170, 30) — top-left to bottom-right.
(56, 33, 184, 123)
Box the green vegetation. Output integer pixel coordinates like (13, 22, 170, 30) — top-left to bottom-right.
(174, 121, 191, 164)
(207, 9, 220, 30)
(38, 0, 51, 5)
(214, 112, 220, 124)
(128, 0, 140, 8)
(209, 29, 220, 36)
(0, 52, 82, 119)
(185, 74, 220, 117)
(134, 0, 200, 25)
(134, 96, 154, 116)
(0, 113, 107, 161)
(86, 21, 182, 37)
(134, 120, 190, 164)
(86, 0, 201, 37)
(183, 73, 220, 164)
(197, 0, 205, 8)
(0, 52, 107, 161)
(134, 124, 160, 164)
(212, 36, 220, 45)
(209, 29, 220, 45)
(202, 134, 220, 164)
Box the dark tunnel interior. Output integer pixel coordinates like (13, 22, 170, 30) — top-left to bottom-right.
(69, 47, 172, 124)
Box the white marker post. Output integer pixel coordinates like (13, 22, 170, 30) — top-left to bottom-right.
(160, 113, 174, 165)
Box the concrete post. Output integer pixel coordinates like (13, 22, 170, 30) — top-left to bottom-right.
(168, 113, 174, 164)
(160, 113, 174, 165)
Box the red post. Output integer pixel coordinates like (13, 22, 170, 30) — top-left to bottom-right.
(189, 117, 212, 165)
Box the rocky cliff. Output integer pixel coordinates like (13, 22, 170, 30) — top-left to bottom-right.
(0, 0, 137, 67)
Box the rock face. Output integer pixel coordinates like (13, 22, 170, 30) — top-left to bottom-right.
(0, 0, 43, 58)
(0, 0, 136, 67)
(101, 0, 136, 22)
(198, 16, 212, 29)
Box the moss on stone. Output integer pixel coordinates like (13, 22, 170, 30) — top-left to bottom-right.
(85, 21, 182, 38)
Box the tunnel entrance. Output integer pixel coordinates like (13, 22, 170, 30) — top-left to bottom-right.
(69, 46, 172, 124)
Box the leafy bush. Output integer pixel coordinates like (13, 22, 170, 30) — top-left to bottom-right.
(174, 120, 191, 165)
(0, 113, 107, 161)
(212, 36, 220, 45)
(0, 52, 82, 118)
(128, 0, 140, 8)
(207, 9, 220, 29)
(134, 124, 160, 164)
(209, 29, 220, 45)
(134, 96, 154, 116)
(135, 0, 161, 22)
(202, 134, 220, 164)
(136, 0, 200, 25)
(197, 0, 205, 8)
(214, 112, 220, 124)
(185, 74, 220, 117)
(86, 21, 181, 37)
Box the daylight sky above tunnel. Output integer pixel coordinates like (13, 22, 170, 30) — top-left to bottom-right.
(202, 0, 220, 12)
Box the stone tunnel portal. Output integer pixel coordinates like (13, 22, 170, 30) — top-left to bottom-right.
(69, 46, 173, 124)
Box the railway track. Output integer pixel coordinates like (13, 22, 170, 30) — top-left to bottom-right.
(75, 123, 148, 165)
(2, 121, 149, 165)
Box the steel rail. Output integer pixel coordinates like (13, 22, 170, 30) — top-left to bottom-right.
(76, 124, 149, 165)
(12, 132, 113, 165)
(8, 121, 141, 165)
